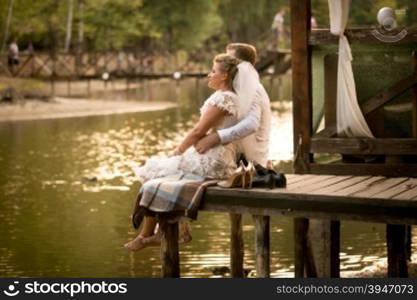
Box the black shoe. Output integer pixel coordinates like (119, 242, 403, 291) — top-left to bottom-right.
(252, 164, 286, 189)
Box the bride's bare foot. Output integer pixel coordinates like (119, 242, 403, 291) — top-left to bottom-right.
(124, 235, 149, 251)
(141, 232, 162, 246)
(124, 232, 162, 251)
(124, 230, 192, 251)
(179, 231, 192, 244)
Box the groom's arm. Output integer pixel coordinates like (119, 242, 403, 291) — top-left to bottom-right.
(195, 95, 261, 153)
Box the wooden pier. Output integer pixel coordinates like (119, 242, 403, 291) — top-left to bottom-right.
(158, 174, 417, 278)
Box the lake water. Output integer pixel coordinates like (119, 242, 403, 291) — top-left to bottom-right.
(0, 76, 415, 277)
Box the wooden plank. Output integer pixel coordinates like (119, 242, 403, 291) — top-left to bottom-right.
(286, 174, 316, 185)
(204, 203, 417, 225)
(253, 215, 270, 278)
(309, 176, 371, 195)
(361, 74, 417, 115)
(287, 175, 334, 190)
(310, 163, 417, 177)
(290, 175, 351, 194)
(311, 137, 417, 155)
(394, 185, 417, 200)
(160, 221, 180, 278)
(331, 176, 385, 196)
(230, 214, 244, 278)
(353, 177, 409, 198)
(310, 28, 417, 45)
(368, 178, 417, 199)
(291, 0, 312, 174)
(387, 224, 408, 277)
(202, 186, 417, 226)
(314, 126, 337, 138)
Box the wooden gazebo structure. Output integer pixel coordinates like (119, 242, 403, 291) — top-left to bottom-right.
(291, 0, 417, 277)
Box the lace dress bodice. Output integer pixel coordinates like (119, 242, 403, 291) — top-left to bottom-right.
(135, 91, 239, 182)
(200, 90, 238, 131)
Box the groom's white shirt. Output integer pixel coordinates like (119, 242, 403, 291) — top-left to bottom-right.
(217, 82, 271, 167)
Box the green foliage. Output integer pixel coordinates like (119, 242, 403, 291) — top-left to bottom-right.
(82, 0, 150, 50)
(141, 0, 221, 50)
(219, 0, 286, 43)
(0, 0, 416, 53)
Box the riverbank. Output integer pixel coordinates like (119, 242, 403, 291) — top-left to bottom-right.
(0, 97, 177, 122)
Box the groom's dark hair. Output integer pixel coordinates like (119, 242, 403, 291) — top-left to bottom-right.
(226, 43, 257, 65)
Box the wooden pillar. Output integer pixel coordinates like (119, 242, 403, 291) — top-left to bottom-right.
(160, 220, 180, 278)
(50, 52, 56, 100)
(87, 79, 91, 97)
(230, 213, 244, 277)
(324, 54, 337, 129)
(291, 0, 313, 174)
(67, 79, 71, 96)
(253, 215, 270, 277)
(308, 219, 340, 277)
(412, 52, 417, 137)
(31, 54, 35, 77)
(386, 224, 408, 277)
(126, 77, 130, 94)
(291, 0, 314, 278)
(294, 218, 312, 277)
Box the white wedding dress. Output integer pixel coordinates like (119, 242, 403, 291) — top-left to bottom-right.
(135, 90, 239, 183)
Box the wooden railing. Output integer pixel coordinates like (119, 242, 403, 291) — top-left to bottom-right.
(0, 52, 209, 80)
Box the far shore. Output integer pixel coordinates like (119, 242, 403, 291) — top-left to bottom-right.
(0, 97, 177, 122)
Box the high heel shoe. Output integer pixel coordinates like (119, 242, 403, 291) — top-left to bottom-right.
(218, 161, 246, 188)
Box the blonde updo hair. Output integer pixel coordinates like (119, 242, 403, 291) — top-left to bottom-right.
(213, 53, 241, 90)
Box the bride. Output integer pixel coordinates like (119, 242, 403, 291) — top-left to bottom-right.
(125, 53, 243, 251)
(135, 54, 240, 183)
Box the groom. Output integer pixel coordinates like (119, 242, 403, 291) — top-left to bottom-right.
(195, 43, 271, 168)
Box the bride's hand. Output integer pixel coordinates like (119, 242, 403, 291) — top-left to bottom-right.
(170, 147, 182, 157)
(195, 132, 221, 154)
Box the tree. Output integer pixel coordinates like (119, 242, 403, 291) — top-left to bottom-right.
(141, 0, 221, 51)
(64, 0, 74, 53)
(1, 0, 14, 53)
(77, 0, 84, 52)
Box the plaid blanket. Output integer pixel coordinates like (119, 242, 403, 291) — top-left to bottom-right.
(132, 173, 218, 229)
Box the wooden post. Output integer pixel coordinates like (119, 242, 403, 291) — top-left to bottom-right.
(51, 52, 56, 100)
(230, 213, 244, 277)
(308, 219, 340, 277)
(291, 0, 313, 174)
(412, 52, 417, 137)
(67, 79, 71, 96)
(87, 78, 91, 97)
(253, 215, 270, 277)
(324, 54, 337, 128)
(31, 53, 35, 77)
(291, 0, 313, 278)
(160, 220, 180, 278)
(294, 218, 308, 277)
(387, 224, 408, 277)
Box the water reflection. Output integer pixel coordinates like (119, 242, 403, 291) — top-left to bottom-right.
(0, 76, 415, 278)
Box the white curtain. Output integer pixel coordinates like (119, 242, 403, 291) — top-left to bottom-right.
(328, 0, 373, 137)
